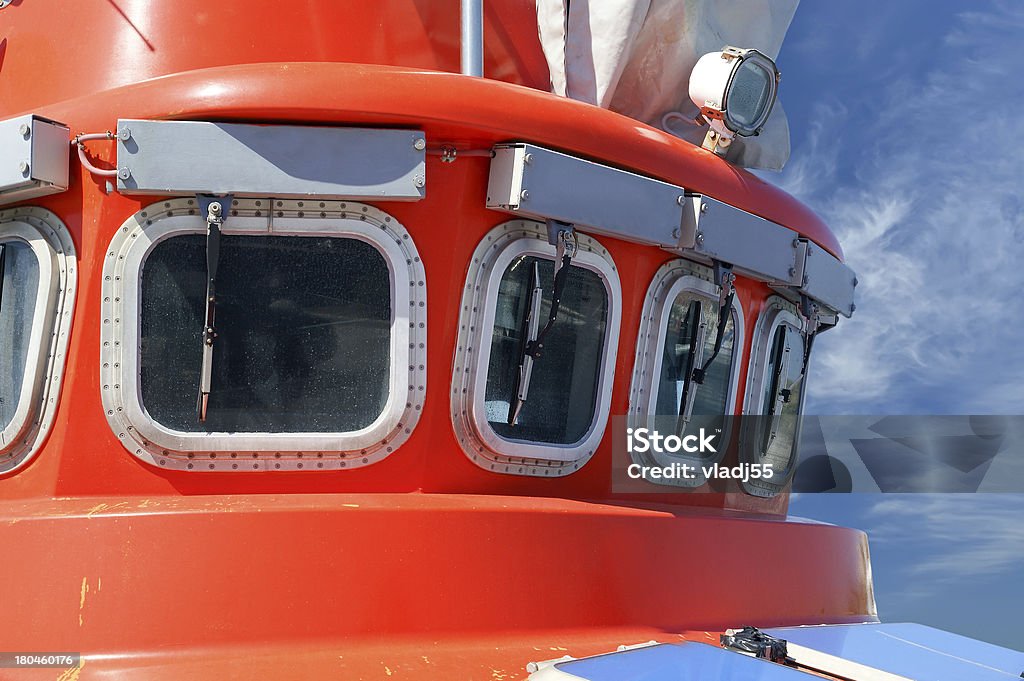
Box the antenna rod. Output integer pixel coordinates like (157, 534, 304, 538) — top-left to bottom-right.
(461, 0, 483, 76)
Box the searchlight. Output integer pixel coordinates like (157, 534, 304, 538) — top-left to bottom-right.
(689, 47, 780, 155)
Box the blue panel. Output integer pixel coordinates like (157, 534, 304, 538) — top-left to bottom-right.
(552, 642, 819, 681)
(766, 623, 1024, 681)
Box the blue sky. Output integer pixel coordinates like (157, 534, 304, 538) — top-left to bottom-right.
(771, 1, 1024, 650)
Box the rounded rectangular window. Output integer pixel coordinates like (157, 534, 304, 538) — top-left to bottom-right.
(0, 207, 77, 475)
(628, 260, 743, 484)
(741, 298, 808, 496)
(101, 199, 426, 472)
(140, 235, 391, 433)
(451, 220, 621, 476)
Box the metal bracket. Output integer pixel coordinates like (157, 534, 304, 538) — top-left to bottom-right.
(712, 260, 735, 307)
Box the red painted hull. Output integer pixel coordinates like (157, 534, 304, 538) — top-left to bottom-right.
(1, 494, 873, 679)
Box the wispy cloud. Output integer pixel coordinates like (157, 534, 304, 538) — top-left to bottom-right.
(865, 495, 1024, 588)
(776, 3, 1024, 414)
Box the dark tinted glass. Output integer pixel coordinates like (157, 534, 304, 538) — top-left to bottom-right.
(656, 294, 737, 417)
(484, 256, 608, 445)
(141, 234, 391, 433)
(0, 241, 40, 431)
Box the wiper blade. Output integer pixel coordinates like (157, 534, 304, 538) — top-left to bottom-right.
(197, 198, 227, 422)
(507, 226, 577, 426)
(675, 300, 706, 431)
(508, 261, 543, 425)
(764, 327, 792, 450)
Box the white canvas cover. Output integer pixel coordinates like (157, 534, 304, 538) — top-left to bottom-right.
(536, 0, 800, 170)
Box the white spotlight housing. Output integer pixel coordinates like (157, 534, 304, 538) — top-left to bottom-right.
(688, 47, 780, 154)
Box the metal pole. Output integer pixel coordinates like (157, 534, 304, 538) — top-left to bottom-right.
(461, 0, 483, 76)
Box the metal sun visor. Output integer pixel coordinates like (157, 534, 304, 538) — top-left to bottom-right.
(487, 143, 686, 248)
(681, 197, 857, 318)
(0, 114, 70, 207)
(115, 120, 427, 200)
(485, 142, 856, 317)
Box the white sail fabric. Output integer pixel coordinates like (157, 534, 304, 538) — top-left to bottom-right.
(536, 0, 800, 170)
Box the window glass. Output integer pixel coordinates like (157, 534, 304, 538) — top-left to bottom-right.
(483, 255, 608, 445)
(140, 234, 391, 433)
(757, 323, 805, 472)
(655, 293, 736, 418)
(0, 241, 40, 432)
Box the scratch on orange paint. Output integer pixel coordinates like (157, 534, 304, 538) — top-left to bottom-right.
(55, 657, 83, 681)
(78, 578, 89, 626)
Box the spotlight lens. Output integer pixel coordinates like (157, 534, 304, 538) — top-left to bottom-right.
(728, 61, 773, 130)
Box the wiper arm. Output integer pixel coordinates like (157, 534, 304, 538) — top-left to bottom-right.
(691, 263, 735, 386)
(507, 226, 577, 426)
(197, 198, 226, 422)
(508, 261, 543, 425)
(675, 300, 707, 431)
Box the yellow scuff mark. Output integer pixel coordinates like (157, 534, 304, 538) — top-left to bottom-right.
(79, 577, 89, 627)
(85, 501, 130, 518)
(341, 503, 360, 508)
(548, 646, 568, 651)
(84, 503, 109, 517)
(383, 665, 393, 676)
(421, 656, 430, 664)
(55, 657, 84, 681)
(97, 577, 102, 592)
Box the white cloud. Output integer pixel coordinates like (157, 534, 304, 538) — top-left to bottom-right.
(775, 3, 1024, 414)
(865, 495, 1024, 586)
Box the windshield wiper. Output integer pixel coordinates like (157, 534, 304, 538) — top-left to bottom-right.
(507, 225, 577, 426)
(691, 263, 735, 386)
(763, 327, 792, 451)
(675, 300, 707, 432)
(197, 198, 227, 422)
(508, 261, 543, 425)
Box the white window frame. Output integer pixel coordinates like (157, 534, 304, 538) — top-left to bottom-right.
(451, 220, 621, 477)
(0, 207, 77, 475)
(627, 259, 744, 485)
(100, 198, 426, 472)
(740, 296, 809, 496)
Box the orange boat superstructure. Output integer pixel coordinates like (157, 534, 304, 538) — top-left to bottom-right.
(0, 2, 873, 679)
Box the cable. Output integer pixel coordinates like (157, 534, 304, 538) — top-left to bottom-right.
(72, 132, 119, 178)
